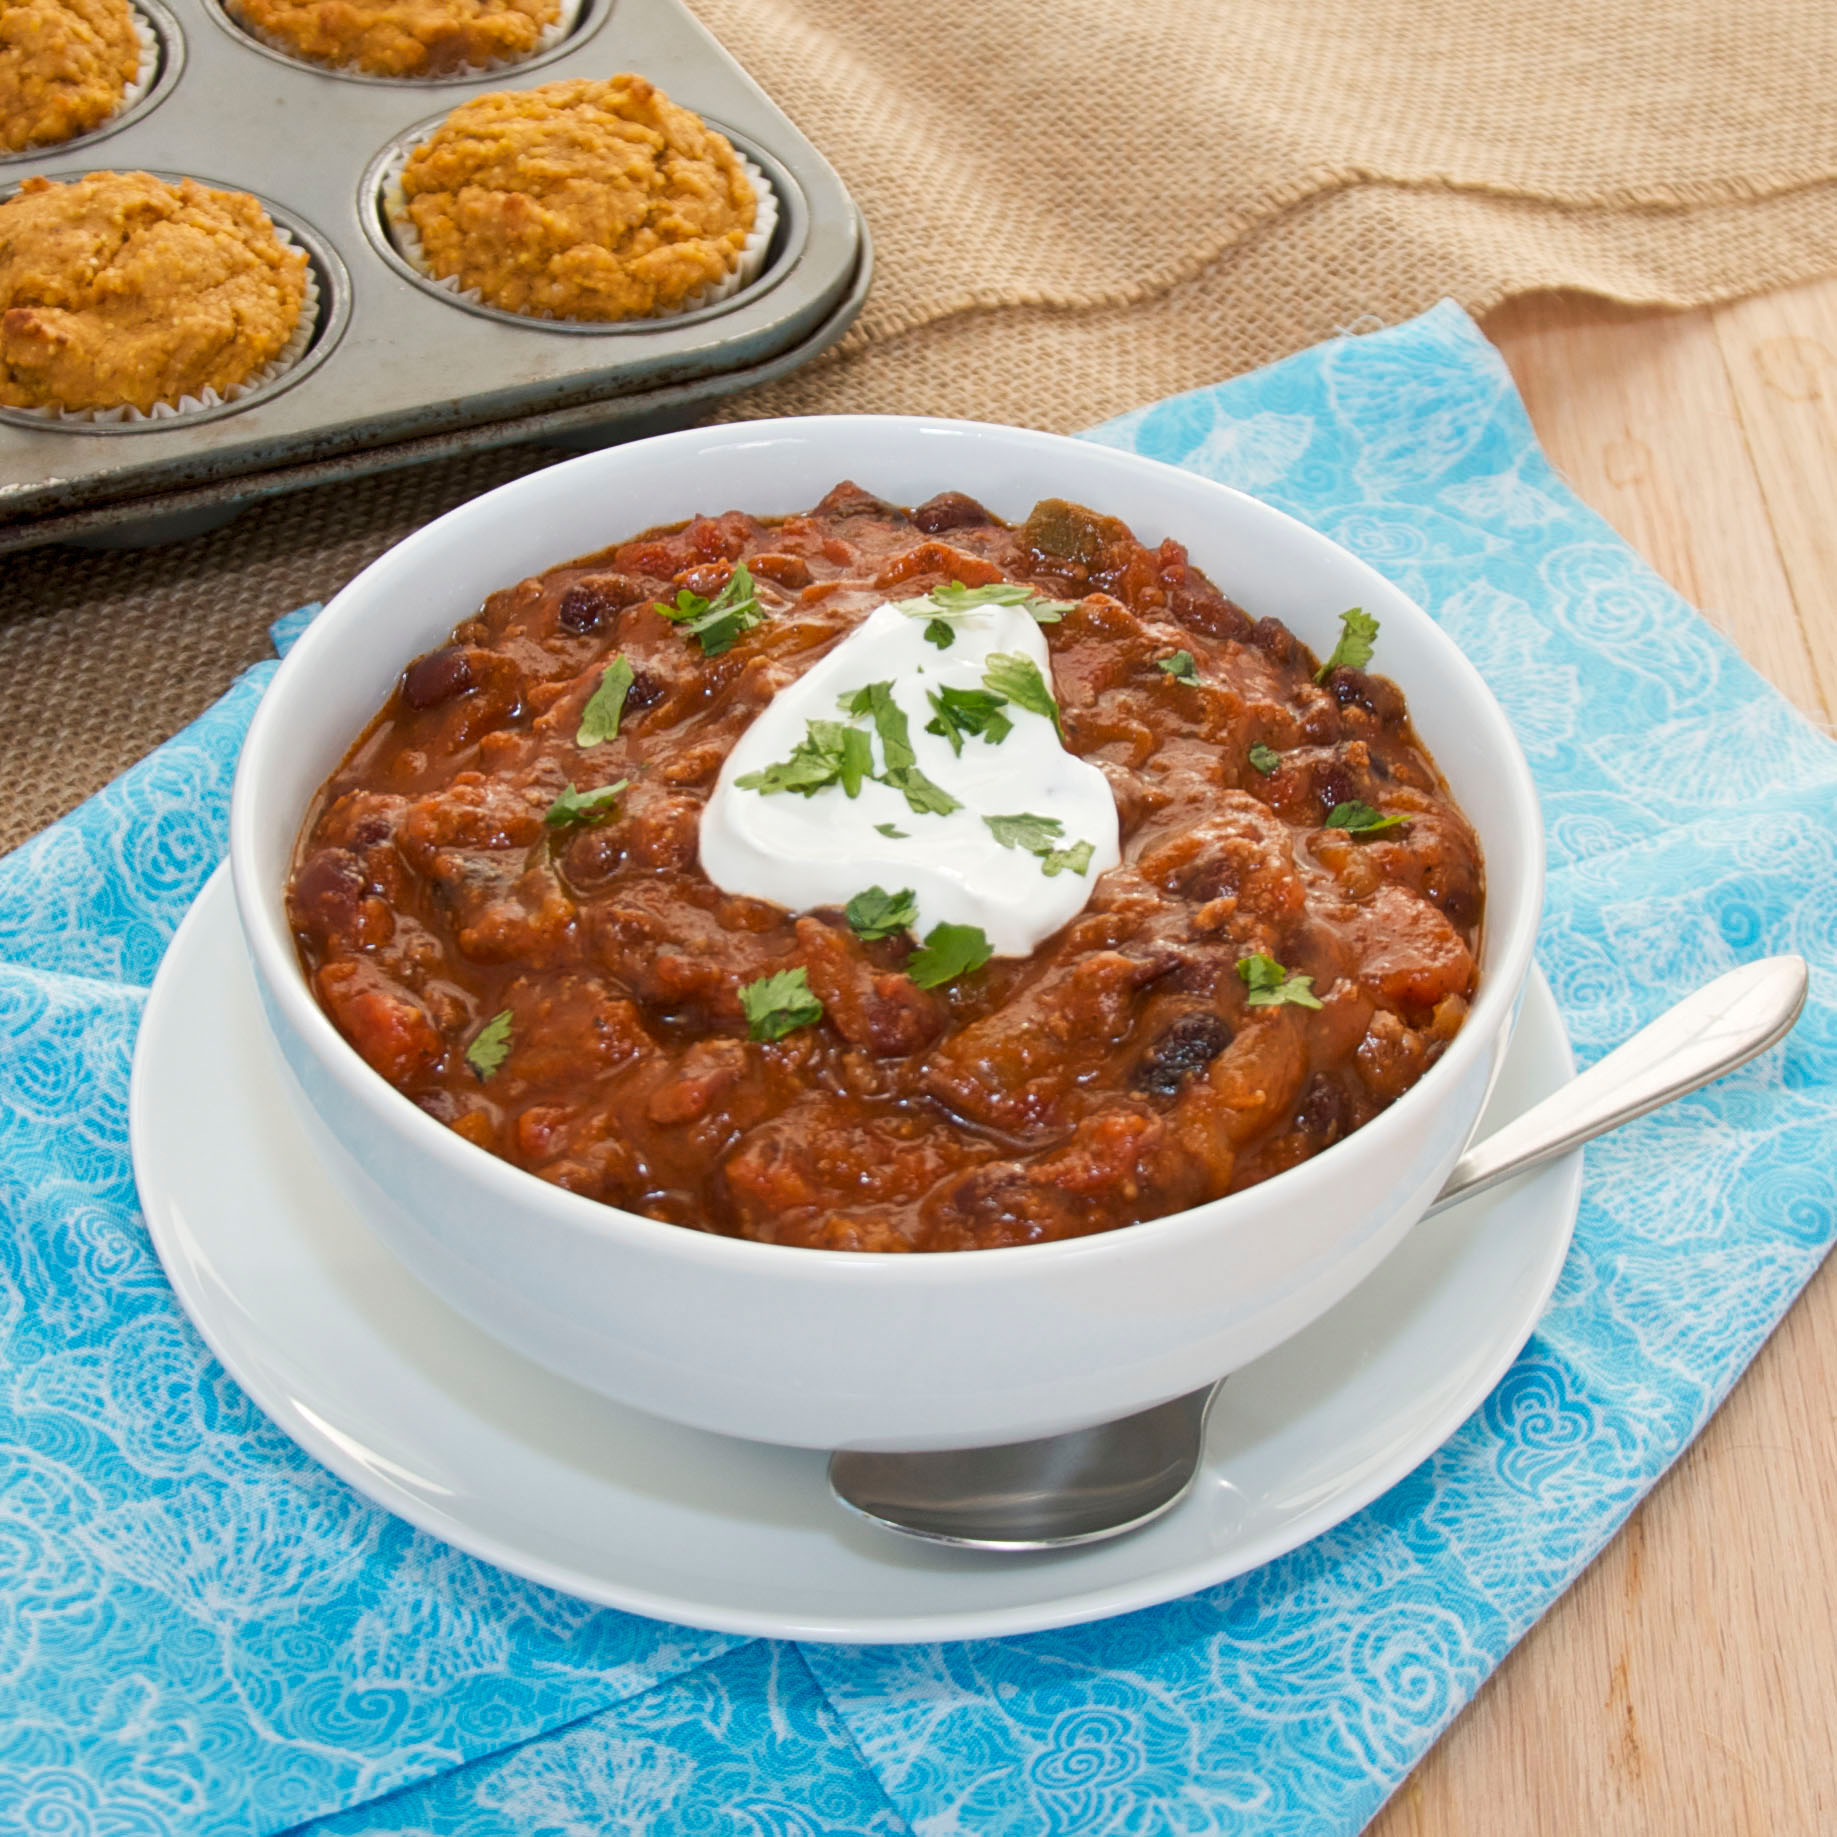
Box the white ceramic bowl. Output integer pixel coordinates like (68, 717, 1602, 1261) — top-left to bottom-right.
(230, 416, 1543, 1452)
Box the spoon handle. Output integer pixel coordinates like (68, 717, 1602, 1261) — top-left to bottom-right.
(1428, 954, 1809, 1218)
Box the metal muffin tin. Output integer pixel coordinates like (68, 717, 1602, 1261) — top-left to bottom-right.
(0, 0, 868, 550)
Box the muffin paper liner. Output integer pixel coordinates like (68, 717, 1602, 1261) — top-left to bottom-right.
(380, 140, 777, 323)
(7, 224, 321, 427)
(114, 8, 161, 119)
(223, 0, 583, 80)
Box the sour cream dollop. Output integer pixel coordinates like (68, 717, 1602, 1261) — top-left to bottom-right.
(698, 599, 1120, 956)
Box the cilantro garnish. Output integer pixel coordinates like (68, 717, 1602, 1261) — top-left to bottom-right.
(1324, 800, 1405, 837)
(983, 812, 1096, 879)
(1158, 650, 1200, 684)
(981, 652, 1061, 734)
(845, 885, 919, 941)
(465, 1009, 513, 1079)
(837, 681, 915, 771)
(893, 581, 1075, 626)
(737, 685, 957, 815)
(736, 720, 874, 799)
(837, 681, 962, 814)
(576, 656, 635, 746)
(1237, 953, 1324, 1010)
(738, 967, 824, 1041)
(882, 766, 962, 816)
(907, 922, 994, 989)
(659, 561, 764, 656)
(1248, 742, 1282, 775)
(984, 811, 1065, 853)
(542, 778, 629, 830)
(923, 619, 955, 650)
(925, 685, 1013, 756)
(1040, 840, 1095, 878)
(874, 822, 909, 839)
(1315, 607, 1379, 681)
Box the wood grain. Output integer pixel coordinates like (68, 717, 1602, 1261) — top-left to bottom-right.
(1366, 279, 1837, 1837)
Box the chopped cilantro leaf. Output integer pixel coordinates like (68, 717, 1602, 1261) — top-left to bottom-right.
(981, 651, 1061, 733)
(1248, 742, 1282, 775)
(740, 690, 956, 815)
(845, 885, 919, 941)
(734, 751, 837, 798)
(465, 1009, 513, 1079)
(739, 967, 824, 1041)
(983, 811, 1065, 853)
(1237, 953, 1324, 1010)
(659, 561, 764, 656)
(907, 922, 994, 989)
(893, 581, 1075, 626)
(736, 719, 870, 799)
(837, 680, 916, 773)
(1158, 650, 1200, 684)
(1040, 840, 1095, 878)
(576, 656, 635, 746)
(543, 778, 629, 831)
(925, 685, 1014, 755)
(837, 725, 876, 798)
(1324, 800, 1405, 837)
(984, 811, 1095, 878)
(874, 822, 909, 838)
(923, 618, 955, 650)
(1315, 606, 1379, 681)
(882, 764, 962, 816)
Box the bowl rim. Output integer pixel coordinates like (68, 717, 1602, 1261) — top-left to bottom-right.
(230, 412, 1545, 1284)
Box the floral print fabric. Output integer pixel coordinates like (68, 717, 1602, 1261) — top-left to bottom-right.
(1, 302, 1831, 1834)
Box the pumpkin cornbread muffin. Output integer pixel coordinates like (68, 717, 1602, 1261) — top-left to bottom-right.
(0, 171, 310, 416)
(397, 75, 758, 322)
(228, 0, 560, 79)
(0, 0, 142, 152)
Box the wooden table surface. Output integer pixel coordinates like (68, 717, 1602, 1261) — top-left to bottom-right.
(1372, 281, 1837, 1833)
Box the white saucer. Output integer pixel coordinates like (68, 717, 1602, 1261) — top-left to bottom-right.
(131, 870, 1580, 1645)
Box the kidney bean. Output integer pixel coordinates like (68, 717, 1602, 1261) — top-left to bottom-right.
(401, 645, 475, 710)
(1132, 1012, 1234, 1097)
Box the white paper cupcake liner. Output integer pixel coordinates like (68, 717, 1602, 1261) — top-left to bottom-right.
(224, 0, 581, 80)
(114, 8, 161, 119)
(381, 139, 777, 323)
(9, 223, 321, 426)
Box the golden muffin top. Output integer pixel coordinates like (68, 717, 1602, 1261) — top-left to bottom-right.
(0, 0, 141, 153)
(230, 0, 559, 80)
(398, 75, 757, 322)
(0, 171, 311, 415)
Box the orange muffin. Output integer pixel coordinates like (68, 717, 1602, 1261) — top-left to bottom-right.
(397, 75, 757, 322)
(229, 0, 559, 79)
(0, 171, 310, 415)
(0, 0, 142, 152)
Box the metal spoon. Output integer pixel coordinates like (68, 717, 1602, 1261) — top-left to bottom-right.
(829, 954, 1809, 1551)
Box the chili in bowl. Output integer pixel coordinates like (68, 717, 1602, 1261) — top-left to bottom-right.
(231, 416, 1543, 1452)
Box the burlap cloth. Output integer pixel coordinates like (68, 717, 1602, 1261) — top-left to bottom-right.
(6, 0, 1836, 852)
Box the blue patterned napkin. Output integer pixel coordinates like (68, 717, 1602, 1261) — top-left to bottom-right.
(2, 301, 1832, 1835)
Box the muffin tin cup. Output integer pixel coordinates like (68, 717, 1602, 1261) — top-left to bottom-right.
(367, 114, 787, 333)
(0, 0, 187, 165)
(219, 0, 584, 84)
(210, 0, 603, 85)
(0, 180, 351, 435)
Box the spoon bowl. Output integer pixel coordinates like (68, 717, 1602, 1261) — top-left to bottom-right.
(831, 1385, 1222, 1551)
